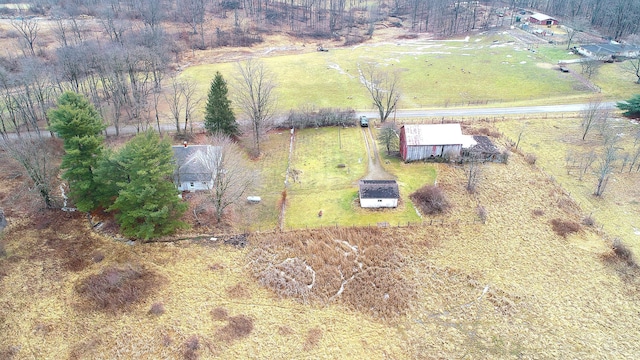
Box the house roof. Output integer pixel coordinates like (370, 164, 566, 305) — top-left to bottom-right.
(579, 44, 640, 56)
(402, 124, 464, 146)
(530, 13, 555, 21)
(172, 145, 220, 182)
(359, 180, 400, 199)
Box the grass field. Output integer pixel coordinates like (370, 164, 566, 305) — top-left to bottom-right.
(284, 127, 432, 228)
(496, 115, 640, 254)
(3, 146, 640, 359)
(181, 30, 638, 114)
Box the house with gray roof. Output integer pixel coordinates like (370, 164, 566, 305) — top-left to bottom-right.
(359, 180, 400, 208)
(575, 44, 640, 61)
(172, 144, 221, 192)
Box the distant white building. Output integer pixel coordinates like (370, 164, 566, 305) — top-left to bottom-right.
(172, 144, 220, 192)
(359, 180, 400, 208)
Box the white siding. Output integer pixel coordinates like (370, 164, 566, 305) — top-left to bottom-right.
(178, 180, 212, 192)
(360, 198, 398, 208)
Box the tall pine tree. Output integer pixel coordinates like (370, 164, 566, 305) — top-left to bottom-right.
(204, 72, 238, 136)
(107, 131, 187, 240)
(48, 92, 105, 212)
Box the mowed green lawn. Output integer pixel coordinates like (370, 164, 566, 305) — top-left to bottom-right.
(283, 127, 435, 229)
(181, 31, 628, 113)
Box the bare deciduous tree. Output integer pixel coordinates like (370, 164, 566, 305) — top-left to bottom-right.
(465, 151, 482, 193)
(377, 122, 399, 155)
(196, 134, 258, 223)
(580, 59, 601, 79)
(594, 143, 617, 197)
(621, 57, 640, 84)
(0, 134, 59, 208)
(358, 62, 401, 123)
(580, 97, 609, 140)
(11, 17, 39, 57)
(233, 59, 277, 154)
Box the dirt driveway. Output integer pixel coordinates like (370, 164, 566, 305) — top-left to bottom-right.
(361, 126, 395, 180)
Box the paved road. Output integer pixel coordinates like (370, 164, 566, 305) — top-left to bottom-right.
(1, 102, 620, 140)
(356, 102, 617, 120)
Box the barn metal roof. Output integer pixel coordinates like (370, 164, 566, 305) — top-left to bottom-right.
(402, 124, 465, 146)
(530, 13, 555, 21)
(359, 180, 400, 199)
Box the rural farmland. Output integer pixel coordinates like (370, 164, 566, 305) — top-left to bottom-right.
(2, 1, 640, 359)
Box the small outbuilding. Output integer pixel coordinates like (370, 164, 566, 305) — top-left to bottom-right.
(359, 180, 399, 208)
(172, 144, 220, 192)
(529, 13, 558, 26)
(399, 124, 466, 162)
(462, 135, 501, 162)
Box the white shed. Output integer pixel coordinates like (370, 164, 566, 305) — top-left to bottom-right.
(359, 180, 400, 208)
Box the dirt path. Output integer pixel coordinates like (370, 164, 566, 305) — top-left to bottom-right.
(361, 126, 394, 180)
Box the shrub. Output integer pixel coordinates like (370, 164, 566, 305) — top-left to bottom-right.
(149, 302, 165, 315)
(75, 264, 161, 312)
(525, 153, 537, 165)
(550, 218, 581, 238)
(0, 241, 6, 258)
(410, 185, 450, 215)
(582, 215, 595, 226)
(532, 209, 545, 217)
(183, 335, 199, 360)
(217, 315, 254, 342)
(612, 238, 636, 266)
(283, 107, 356, 129)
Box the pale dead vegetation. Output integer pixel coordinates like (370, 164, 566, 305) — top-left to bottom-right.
(248, 227, 420, 319)
(2, 123, 640, 358)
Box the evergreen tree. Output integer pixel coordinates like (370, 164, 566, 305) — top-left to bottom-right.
(204, 71, 238, 136)
(617, 95, 640, 118)
(107, 131, 187, 240)
(48, 91, 105, 212)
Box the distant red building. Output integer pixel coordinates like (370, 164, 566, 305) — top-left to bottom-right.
(529, 13, 558, 26)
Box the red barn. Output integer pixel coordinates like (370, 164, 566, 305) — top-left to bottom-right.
(529, 13, 558, 25)
(399, 124, 467, 162)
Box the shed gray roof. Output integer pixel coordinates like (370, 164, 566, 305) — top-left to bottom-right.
(359, 180, 400, 199)
(172, 145, 220, 182)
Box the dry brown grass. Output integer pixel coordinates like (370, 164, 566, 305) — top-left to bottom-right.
(75, 263, 163, 313)
(303, 327, 323, 351)
(216, 315, 254, 343)
(248, 227, 420, 319)
(211, 307, 229, 321)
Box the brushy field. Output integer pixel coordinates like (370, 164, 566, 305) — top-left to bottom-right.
(496, 114, 640, 254)
(2, 145, 640, 359)
(181, 29, 631, 113)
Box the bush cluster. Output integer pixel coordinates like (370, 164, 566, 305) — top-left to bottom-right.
(283, 107, 356, 129)
(75, 264, 161, 312)
(410, 185, 450, 215)
(550, 218, 581, 238)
